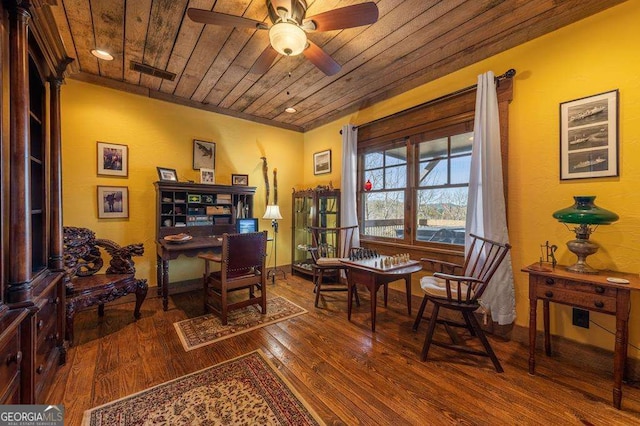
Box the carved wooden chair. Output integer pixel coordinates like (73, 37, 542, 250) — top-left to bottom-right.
(199, 231, 267, 325)
(308, 225, 360, 308)
(412, 233, 511, 372)
(63, 226, 148, 345)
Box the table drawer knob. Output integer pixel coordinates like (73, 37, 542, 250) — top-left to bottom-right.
(545, 291, 553, 298)
(36, 365, 44, 375)
(594, 301, 605, 309)
(37, 320, 44, 330)
(5, 351, 22, 366)
(595, 286, 605, 294)
(545, 278, 555, 285)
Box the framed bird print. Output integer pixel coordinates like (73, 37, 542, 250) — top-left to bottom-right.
(193, 139, 216, 170)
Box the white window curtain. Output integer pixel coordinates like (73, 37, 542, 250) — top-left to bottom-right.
(466, 71, 516, 325)
(341, 124, 360, 248)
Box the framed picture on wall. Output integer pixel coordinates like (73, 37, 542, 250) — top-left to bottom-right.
(193, 139, 216, 170)
(200, 168, 215, 184)
(97, 186, 129, 219)
(97, 141, 128, 177)
(560, 89, 619, 180)
(313, 149, 332, 175)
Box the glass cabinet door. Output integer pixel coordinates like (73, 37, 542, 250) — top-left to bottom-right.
(317, 193, 338, 229)
(293, 194, 313, 270)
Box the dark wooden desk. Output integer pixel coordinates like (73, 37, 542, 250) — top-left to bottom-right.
(342, 258, 422, 331)
(523, 263, 640, 409)
(156, 236, 222, 310)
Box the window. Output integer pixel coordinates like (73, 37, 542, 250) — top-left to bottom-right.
(415, 131, 472, 245)
(362, 144, 407, 239)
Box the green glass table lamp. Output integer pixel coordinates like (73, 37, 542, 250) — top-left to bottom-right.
(552, 196, 619, 274)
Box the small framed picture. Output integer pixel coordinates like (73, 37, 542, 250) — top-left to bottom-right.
(193, 139, 216, 170)
(157, 167, 178, 182)
(313, 149, 332, 175)
(560, 89, 619, 180)
(97, 141, 128, 177)
(232, 174, 248, 186)
(97, 186, 129, 219)
(200, 168, 215, 184)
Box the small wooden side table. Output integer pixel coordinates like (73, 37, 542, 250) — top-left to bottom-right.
(523, 263, 640, 409)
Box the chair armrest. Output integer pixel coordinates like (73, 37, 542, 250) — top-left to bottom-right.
(433, 272, 483, 284)
(95, 238, 144, 274)
(420, 257, 463, 274)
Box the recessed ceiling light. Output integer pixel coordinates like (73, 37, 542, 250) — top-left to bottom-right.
(91, 49, 114, 61)
(285, 107, 297, 113)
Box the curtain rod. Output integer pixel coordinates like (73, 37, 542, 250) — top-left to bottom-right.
(339, 69, 516, 134)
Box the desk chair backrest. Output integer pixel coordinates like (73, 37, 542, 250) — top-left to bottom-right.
(308, 225, 358, 262)
(222, 231, 268, 280)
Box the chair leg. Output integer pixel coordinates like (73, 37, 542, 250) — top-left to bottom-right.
(314, 270, 323, 307)
(413, 296, 429, 331)
(383, 283, 388, 307)
(421, 303, 440, 362)
(463, 310, 476, 337)
(221, 288, 228, 326)
(466, 310, 504, 373)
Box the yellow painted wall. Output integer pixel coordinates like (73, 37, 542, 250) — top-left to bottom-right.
(304, 2, 640, 358)
(61, 80, 303, 284)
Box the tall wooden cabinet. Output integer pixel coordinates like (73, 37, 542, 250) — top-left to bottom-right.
(1, 1, 71, 404)
(291, 188, 340, 277)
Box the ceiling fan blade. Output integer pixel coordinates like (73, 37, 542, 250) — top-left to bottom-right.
(303, 41, 341, 76)
(249, 46, 279, 74)
(303, 2, 379, 32)
(187, 8, 267, 30)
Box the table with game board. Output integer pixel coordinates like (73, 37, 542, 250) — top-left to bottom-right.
(341, 254, 422, 331)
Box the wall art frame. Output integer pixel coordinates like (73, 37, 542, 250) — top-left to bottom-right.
(97, 185, 129, 219)
(200, 168, 215, 184)
(97, 141, 128, 177)
(231, 174, 249, 186)
(560, 89, 619, 180)
(157, 167, 178, 182)
(313, 149, 332, 175)
(193, 139, 216, 170)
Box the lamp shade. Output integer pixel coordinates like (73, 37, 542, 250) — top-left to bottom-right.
(552, 196, 618, 225)
(269, 22, 307, 56)
(263, 205, 283, 220)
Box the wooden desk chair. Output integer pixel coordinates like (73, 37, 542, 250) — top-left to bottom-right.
(199, 231, 267, 325)
(308, 225, 360, 308)
(412, 233, 511, 372)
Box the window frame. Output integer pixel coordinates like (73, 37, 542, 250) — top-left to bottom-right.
(356, 80, 513, 255)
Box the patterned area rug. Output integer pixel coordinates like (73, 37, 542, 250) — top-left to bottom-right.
(82, 350, 324, 426)
(174, 296, 307, 351)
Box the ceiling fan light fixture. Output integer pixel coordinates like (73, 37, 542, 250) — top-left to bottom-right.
(90, 49, 114, 61)
(269, 22, 306, 56)
(285, 107, 297, 113)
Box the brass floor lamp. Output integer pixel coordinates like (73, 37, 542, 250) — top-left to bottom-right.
(263, 205, 286, 284)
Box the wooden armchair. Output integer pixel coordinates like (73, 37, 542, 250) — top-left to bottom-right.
(412, 233, 511, 372)
(200, 231, 267, 325)
(63, 226, 148, 345)
(308, 225, 360, 308)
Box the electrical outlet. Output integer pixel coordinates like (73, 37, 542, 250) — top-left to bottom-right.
(572, 308, 590, 328)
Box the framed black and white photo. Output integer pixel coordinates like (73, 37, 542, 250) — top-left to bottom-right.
(200, 168, 215, 184)
(231, 174, 248, 186)
(157, 167, 178, 182)
(560, 89, 618, 180)
(193, 139, 216, 170)
(313, 149, 332, 175)
(97, 186, 129, 219)
(97, 141, 128, 177)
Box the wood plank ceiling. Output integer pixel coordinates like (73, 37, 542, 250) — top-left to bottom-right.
(49, 0, 626, 132)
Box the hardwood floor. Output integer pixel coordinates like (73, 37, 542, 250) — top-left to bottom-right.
(48, 275, 640, 425)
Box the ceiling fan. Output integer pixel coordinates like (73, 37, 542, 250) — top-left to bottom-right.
(187, 1, 379, 76)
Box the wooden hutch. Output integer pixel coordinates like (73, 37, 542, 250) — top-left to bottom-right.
(0, 1, 71, 403)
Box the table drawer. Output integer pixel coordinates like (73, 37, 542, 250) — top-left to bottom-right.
(534, 275, 617, 297)
(535, 286, 616, 314)
(0, 332, 21, 399)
